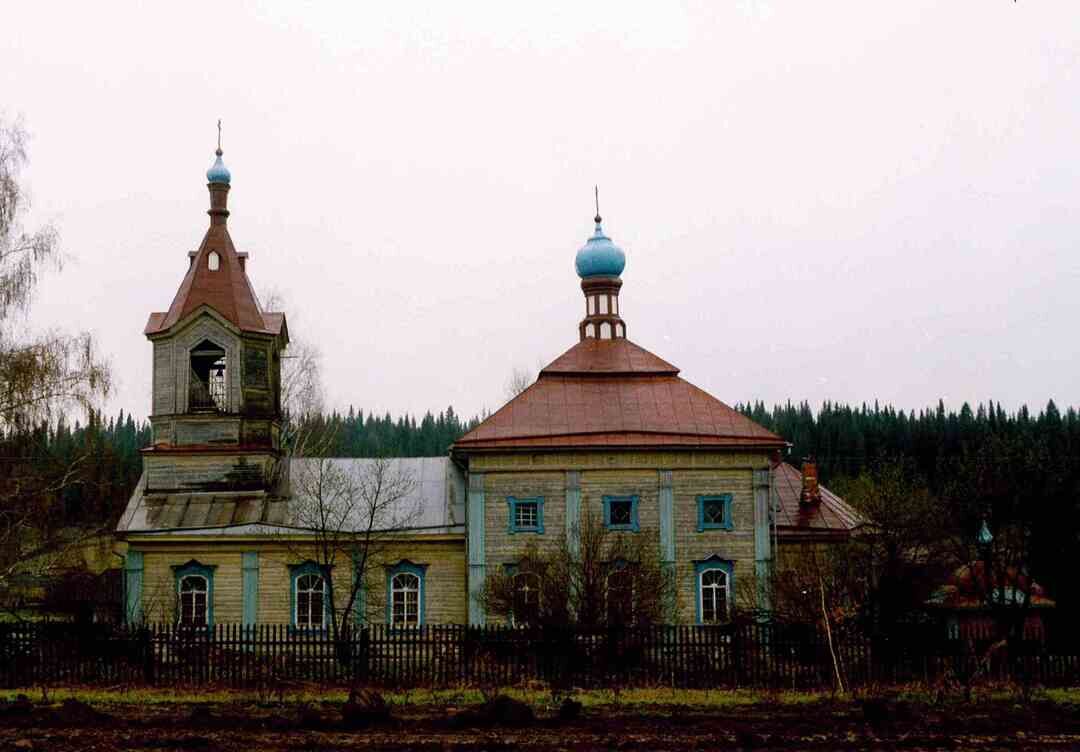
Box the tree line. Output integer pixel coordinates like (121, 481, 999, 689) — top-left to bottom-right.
(15, 397, 1076, 533)
(0, 405, 483, 528)
(739, 399, 1080, 640)
(738, 398, 1078, 490)
(290, 405, 482, 459)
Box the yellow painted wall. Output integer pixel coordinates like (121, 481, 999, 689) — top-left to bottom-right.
(474, 450, 771, 623)
(133, 536, 467, 625)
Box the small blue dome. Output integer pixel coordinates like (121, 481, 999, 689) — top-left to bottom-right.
(206, 150, 231, 185)
(575, 219, 626, 278)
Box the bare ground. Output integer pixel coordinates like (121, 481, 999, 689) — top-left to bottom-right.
(1, 688, 1079, 750)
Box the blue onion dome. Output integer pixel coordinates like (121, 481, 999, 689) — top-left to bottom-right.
(575, 215, 626, 278)
(206, 149, 231, 185)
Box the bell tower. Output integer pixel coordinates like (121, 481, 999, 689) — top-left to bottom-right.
(141, 132, 289, 495)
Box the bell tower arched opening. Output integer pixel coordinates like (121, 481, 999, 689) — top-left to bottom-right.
(189, 339, 228, 412)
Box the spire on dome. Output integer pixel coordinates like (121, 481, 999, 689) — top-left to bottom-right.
(206, 119, 231, 185)
(575, 188, 628, 341)
(205, 121, 231, 226)
(575, 187, 625, 279)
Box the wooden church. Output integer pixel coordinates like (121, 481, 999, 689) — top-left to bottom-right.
(117, 143, 860, 628)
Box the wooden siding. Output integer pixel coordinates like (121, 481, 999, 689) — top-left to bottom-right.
(134, 539, 467, 626)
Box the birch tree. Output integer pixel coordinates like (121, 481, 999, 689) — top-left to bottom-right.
(0, 116, 111, 604)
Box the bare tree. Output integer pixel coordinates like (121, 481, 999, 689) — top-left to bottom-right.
(0, 116, 110, 607)
(762, 543, 865, 694)
(260, 288, 322, 455)
(481, 513, 676, 628)
(503, 366, 532, 401)
(285, 456, 421, 640)
(0, 116, 110, 431)
(832, 459, 946, 639)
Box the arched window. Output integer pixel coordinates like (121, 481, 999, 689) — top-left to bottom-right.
(178, 575, 209, 626)
(173, 560, 215, 627)
(600, 321, 612, 339)
(295, 573, 325, 629)
(695, 559, 734, 625)
(208, 251, 220, 271)
(512, 571, 541, 626)
(606, 560, 636, 626)
(390, 572, 421, 627)
(189, 339, 227, 412)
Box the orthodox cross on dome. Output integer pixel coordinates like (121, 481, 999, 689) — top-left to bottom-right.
(575, 187, 627, 341)
(205, 119, 232, 224)
(207, 119, 231, 187)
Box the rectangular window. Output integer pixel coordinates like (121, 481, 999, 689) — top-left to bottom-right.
(696, 494, 734, 531)
(703, 499, 725, 525)
(507, 497, 545, 534)
(603, 495, 640, 531)
(181, 590, 207, 626)
(391, 587, 417, 626)
(609, 500, 632, 525)
(515, 501, 538, 529)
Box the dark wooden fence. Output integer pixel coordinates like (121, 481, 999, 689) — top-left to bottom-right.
(1, 621, 1077, 689)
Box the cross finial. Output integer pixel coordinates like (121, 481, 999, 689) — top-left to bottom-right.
(216, 119, 223, 155)
(594, 185, 601, 224)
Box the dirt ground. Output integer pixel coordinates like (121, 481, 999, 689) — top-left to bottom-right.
(2, 689, 1080, 751)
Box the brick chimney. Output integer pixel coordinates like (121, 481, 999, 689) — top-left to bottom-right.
(799, 459, 822, 506)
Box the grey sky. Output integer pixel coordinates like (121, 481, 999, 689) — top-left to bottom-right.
(4, 1, 1078, 423)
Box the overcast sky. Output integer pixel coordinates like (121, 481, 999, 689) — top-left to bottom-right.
(4, 1, 1078, 423)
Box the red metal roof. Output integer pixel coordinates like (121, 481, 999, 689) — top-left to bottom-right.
(772, 461, 863, 537)
(541, 338, 679, 376)
(455, 338, 784, 451)
(145, 223, 284, 337)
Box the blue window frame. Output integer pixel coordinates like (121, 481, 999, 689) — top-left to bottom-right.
(386, 560, 427, 627)
(603, 495, 640, 532)
(696, 494, 734, 532)
(694, 557, 734, 625)
(289, 561, 330, 631)
(507, 496, 545, 534)
(172, 560, 216, 628)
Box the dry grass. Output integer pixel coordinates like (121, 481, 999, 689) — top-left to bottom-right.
(2, 681, 1078, 711)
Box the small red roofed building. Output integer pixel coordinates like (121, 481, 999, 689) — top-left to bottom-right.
(926, 561, 1056, 644)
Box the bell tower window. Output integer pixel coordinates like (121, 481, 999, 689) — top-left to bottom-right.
(189, 339, 228, 412)
(208, 251, 220, 271)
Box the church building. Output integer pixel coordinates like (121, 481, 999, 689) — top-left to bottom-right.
(117, 144, 860, 629)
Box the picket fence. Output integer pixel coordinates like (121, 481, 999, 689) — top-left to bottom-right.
(0, 621, 1077, 689)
